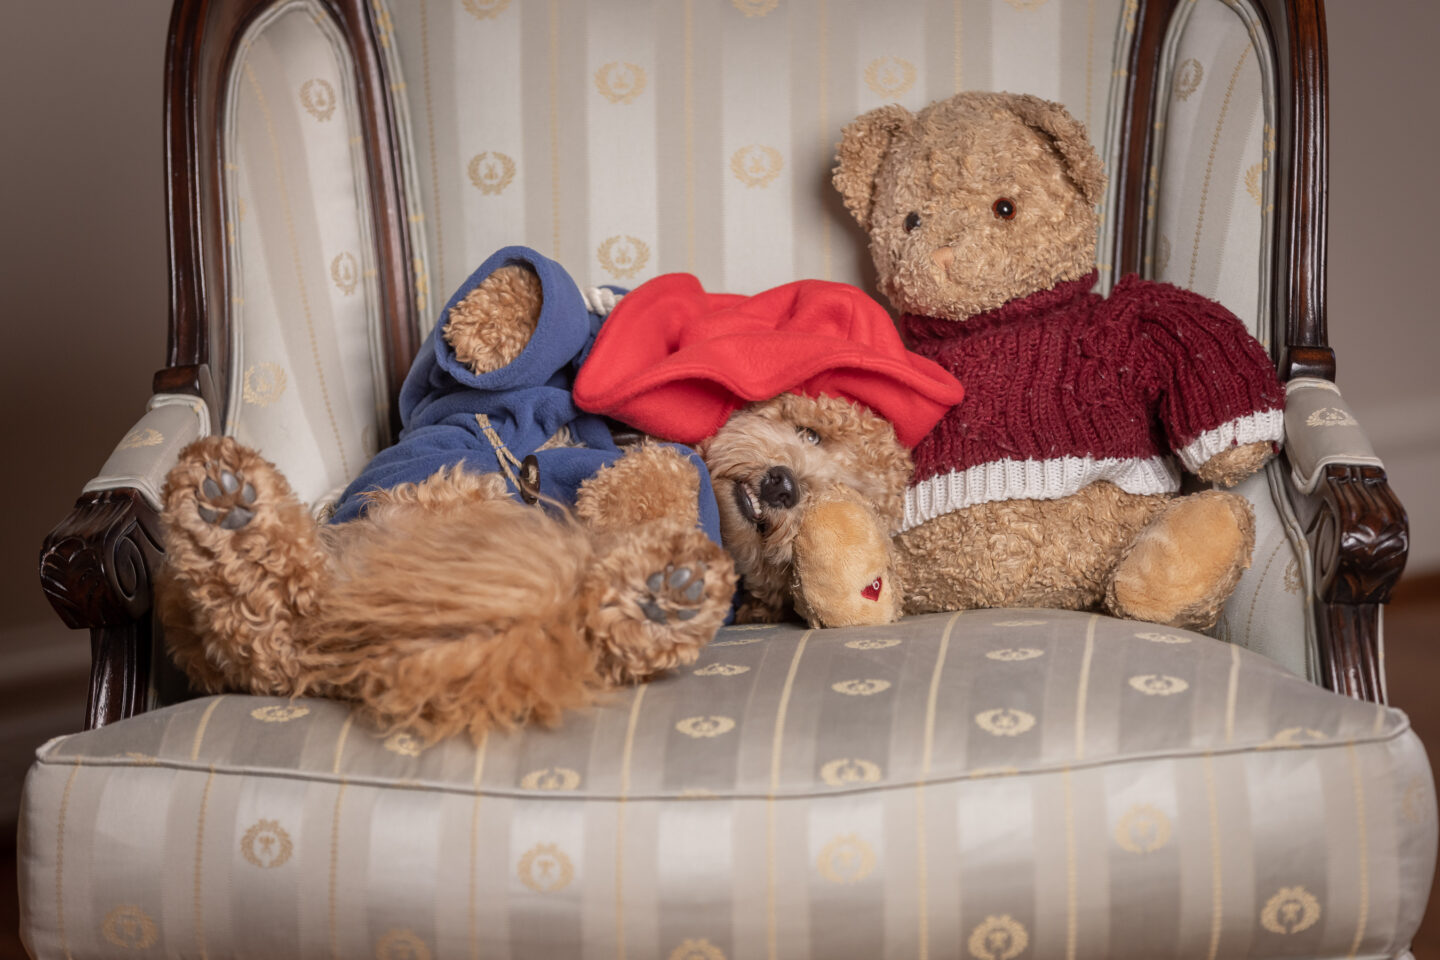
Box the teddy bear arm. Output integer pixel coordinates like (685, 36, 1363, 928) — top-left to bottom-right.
(1194, 440, 1274, 487)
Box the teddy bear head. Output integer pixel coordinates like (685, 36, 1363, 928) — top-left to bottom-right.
(833, 91, 1107, 323)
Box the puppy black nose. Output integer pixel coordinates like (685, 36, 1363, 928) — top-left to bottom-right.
(758, 466, 798, 509)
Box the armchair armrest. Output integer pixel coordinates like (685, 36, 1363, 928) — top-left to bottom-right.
(1283, 378, 1408, 702)
(39, 394, 211, 728)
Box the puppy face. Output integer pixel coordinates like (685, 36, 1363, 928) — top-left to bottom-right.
(699, 393, 912, 614)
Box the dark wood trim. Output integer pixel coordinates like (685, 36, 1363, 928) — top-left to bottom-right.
(40, 0, 415, 729)
(1308, 464, 1409, 702)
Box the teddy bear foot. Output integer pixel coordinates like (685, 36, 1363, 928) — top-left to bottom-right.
(585, 522, 737, 685)
(1105, 490, 1256, 630)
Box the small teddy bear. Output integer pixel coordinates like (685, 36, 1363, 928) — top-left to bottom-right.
(574, 273, 965, 627)
(833, 91, 1285, 629)
(158, 247, 737, 742)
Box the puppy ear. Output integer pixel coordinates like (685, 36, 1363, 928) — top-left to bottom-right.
(833, 104, 913, 230)
(1005, 94, 1107, 207)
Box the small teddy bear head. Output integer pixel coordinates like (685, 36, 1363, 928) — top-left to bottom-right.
(833, 91, 1107, 323)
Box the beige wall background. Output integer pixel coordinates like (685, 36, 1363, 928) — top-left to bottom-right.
(0, 1, 1435, 820)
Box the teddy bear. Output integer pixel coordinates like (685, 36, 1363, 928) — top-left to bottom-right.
(158, 246, 739, 742)
(573, 272, 964, 627)
(832, 91, 1285, 629)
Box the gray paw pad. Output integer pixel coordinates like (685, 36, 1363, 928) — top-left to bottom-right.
(636, 563, 709, 626)
(195, 463, 259, 530)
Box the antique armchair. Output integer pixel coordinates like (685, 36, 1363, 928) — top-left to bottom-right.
(22, 1, 1434, 957)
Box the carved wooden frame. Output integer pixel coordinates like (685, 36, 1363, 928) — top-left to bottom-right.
(1114, 0, 1408, 703)
(42, 0, 1405, 730)
(38, 0, 416, 728)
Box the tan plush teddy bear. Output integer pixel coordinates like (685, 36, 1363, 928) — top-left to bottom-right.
(833, 91, 1285, 629)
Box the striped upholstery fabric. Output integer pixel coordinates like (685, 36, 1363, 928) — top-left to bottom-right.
(224, 0, 390, 509)
(376, 0, 1131, 314)
(20, 611, 1436, 958)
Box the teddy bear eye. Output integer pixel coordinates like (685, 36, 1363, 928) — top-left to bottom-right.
(796, 426, 822, 445)
(993, 198, 1016, 220)
(903, 212, 921, 233)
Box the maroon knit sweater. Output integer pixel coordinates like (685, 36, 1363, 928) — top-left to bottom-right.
(897, 272, 1284, 532)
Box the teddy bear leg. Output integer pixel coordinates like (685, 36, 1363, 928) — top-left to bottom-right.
(1105, 490, 1256, 630)
(791, 485, 901, 628)
(582, 522, 737, 685)
(158, 436, 330, 695)
(444, 264, 543, 375)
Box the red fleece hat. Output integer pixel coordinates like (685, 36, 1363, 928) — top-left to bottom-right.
(573, 274, 965, 448)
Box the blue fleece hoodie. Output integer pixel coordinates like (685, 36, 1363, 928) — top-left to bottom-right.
(331, 246, 723, 549)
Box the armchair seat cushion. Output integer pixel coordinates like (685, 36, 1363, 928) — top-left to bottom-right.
(19, 610, 1435, 959)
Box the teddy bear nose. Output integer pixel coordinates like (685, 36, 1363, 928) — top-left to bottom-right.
(931, 246, 955, 269)
(758, 466, 798, 509)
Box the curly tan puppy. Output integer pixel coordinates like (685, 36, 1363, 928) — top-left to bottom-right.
(701, 392, 913, 626)
(158, 265, 735, 742)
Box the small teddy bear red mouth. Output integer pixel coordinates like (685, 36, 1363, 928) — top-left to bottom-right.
(862, 577, 883, 601)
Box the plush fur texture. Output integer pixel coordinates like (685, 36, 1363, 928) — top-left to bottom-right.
(835, 91, 1274, 629)
(159, 265, 738, 742)
(700, 392, 913, 625)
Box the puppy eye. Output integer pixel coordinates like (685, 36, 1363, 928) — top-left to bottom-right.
(797, 426, 822, 445)
(993, 198, 1016, 220)
(903, 212, 921, 233)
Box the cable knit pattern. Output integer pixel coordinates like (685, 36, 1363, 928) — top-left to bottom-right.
(899, 272, 1284, 529)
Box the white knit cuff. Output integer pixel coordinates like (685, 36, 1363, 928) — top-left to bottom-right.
(1174, 408, 1284, 473)
(902, 455, 1181, 533)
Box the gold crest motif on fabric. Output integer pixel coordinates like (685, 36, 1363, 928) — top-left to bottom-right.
(967, 915, 1028, 960)
(462, 0, 511, 20)
(384, 731, 425, 757)
(1114, 804, 1171, 853)
(730, 146, 783, 188)
(670, 938, 726, 960)
(242, 362, 288, 407)
(376, 928, 432, 960)
(816, 834, 876, 884)
(1174, 58, 1204, 101)
(864, 57, 916, 98)
(102, 905, 159, 949)
(712, 635, 765, 646)
(844, 637, 901, 650)
(993, 619, 1046, 627)
(518, 842, 574, 892)
(1260, 726, 1328, 749)
(732, 0, 778, 16)
(468, 152, 516, 195)
(1135, 630, 1190, 644)
(986, 648, 1044, 662)
(521, 767, 582, 790)
(1305, 407, 1357, 428)
(974, 708, 1036, 736)
(676, 715, 736, 738)
(1283, 558, 1303, 594)
(832, 678, 891, 696)
(597, 236, 651, 279)
(250, 704, 309, 722)
(1128, 674, 1189, 696)
(595, 62, 648, 104)
(1260, 886, 1321, 934)
(820, 758, 881, 786)
(241, 819, 294, 868)
(694, 663, 749, 677)
(1155, 234, 1172, 274)
(299, 78, 337, 121)
(119, 428, 164, 450)
(331, 251, 359, 294)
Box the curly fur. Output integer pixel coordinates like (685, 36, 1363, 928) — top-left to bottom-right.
(833, 91, 1274, 627)
(443, 264, 542, 373)
(701, 393, 912, 621)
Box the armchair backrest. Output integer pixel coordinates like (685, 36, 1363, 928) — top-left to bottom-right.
(158, 0, 1324, 681)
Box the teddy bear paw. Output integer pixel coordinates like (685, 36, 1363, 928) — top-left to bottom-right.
(193, 466, 259, 530)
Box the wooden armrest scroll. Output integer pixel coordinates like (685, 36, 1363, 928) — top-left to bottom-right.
(1308, 464, 1408, 703)
(39, 487, 164, 727)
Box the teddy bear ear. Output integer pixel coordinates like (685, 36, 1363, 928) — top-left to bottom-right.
(833, 104, 914, 230)
(1005, 94, 1108, 207)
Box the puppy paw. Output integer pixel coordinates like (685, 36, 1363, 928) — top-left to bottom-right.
(194, 464, 259, 530)
(585, 523, 737, 684)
